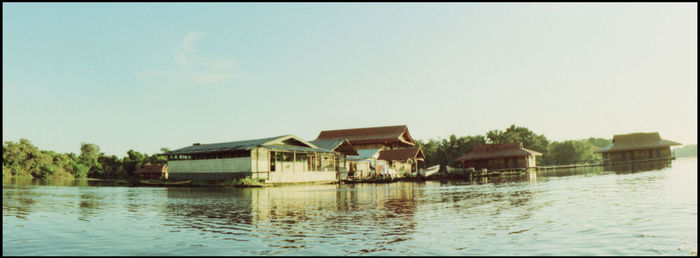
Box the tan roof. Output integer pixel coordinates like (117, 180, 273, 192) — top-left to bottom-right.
(135, 164, 167, 174)
(595, 132, 681, 153)
(315, 125, 416, 146)
(453, 143, 542, 162)
(377, 147, 425, 161)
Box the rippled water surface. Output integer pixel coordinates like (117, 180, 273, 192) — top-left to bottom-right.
(3, 158, 697, 256)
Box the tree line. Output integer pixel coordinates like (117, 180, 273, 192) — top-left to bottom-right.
(3, 124, 612, 179)
(416, 124, 612, 168)
(2, 139, 169, 179)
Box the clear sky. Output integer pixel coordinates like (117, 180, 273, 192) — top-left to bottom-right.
(3, 3, 697, 157)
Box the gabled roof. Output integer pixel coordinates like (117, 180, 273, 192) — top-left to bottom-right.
(595, 132, 681, 153)
(453, 143, 542, 162)
(164, 135, 328, 155)
(347, 148, 382, 161)
(315, 125, 416, 146)
(377, 147, 425, 161)
(309, 139, 359, 155)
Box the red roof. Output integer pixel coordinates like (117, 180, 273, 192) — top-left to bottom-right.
(316, 125, 415, 146)
(453, 143, 542, 162)
(377, 147, 425, 161)
(135, 164, 168, 174)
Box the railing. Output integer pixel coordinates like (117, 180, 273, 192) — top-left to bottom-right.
(535, 157, 675, 171)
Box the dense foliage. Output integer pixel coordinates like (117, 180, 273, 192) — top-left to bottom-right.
(2, 139, 167, 179)
(417, 125, 612, 168)
(672, 144, 697, 158)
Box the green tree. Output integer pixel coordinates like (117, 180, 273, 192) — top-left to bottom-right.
(544, 140, 601, 165)
(79, 142, 103, 177)
(587, 137, 612, 149)
(123, 149, 148, 178)
(2, 139, 55, 178)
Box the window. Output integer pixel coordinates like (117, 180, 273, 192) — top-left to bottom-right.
(270, 151, 276, 172)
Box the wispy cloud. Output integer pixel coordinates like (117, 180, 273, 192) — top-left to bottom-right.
(138, 31, 238, 85)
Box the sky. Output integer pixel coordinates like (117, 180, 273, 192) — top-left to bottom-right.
(2, 3, 697, 157)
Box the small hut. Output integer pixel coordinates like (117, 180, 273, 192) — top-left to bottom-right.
(453, 143, 542, 171)
(595, 132, 681, 163)
(377, 147, 425, 177)
(346, 148, 383, 178)
(135, 164, 168, 179)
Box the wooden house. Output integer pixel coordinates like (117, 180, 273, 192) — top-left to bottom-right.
(162, 135, 349, 184)
(377, 147, 425, 177)
(346, 148, 383, 178)
(315, 125, 417, 150)
(595, 132, 681, 164)
(135, 164, 168, 179)
(316, 125, 423, 177)
(309, 139, 359, 179)
(453, 143, 542, 171)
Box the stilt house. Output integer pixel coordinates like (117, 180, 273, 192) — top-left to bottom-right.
(453, 143, 542, 171)
(162, 135, 351, 183)
(595, 132, 681, 163)
(315, 125, 424, 177)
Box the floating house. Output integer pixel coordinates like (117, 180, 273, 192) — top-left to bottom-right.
(316, 125, 417, 150)
(315, 125, 424, 177)
(346, 148, 382, 178)
(309, 139, 359, 180)
(453, 143, 542, 171)
(135, 164, 168, 179)
(162, 135, 351, 184)
(377, 147, 425, 176)
(595, 132, 681, 164)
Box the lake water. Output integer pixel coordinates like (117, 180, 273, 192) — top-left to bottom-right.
(3, 158, 697, 256)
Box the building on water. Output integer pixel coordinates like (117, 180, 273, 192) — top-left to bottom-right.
(134, 164, 168, 179)
(594, 132, 681, 164)
(315, 125, 417, 150)
(308, 138, 359, 180)
(376, 147, 425, 177)
(345, 148, 382, 178)
(315, 125, 424, 177)
(162, 135, 356, 184)
(453, 143, 542, 171)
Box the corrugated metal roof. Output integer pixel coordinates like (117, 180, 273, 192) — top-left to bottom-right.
(262, 144, 334, 153)
(377, 147, 425, 161)
(315, 125, 415, 146)
(164, 135, 326, 155)
(309, 139, 359, 155)
(347, 148, 382, 161)
(453, 143, 542, 162)
(595, 132, 681, 153)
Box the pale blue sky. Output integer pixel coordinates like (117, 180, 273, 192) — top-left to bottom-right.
(3, 3, 697, 157)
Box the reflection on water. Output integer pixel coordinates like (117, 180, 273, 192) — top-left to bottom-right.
(2, 158, 697, 256)
(606, 159, 673, 174)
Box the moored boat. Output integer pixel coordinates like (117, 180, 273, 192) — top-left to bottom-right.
(446, 165, 469, 175)
(420, 165, 440, 178)
(134, 179, 192, 186)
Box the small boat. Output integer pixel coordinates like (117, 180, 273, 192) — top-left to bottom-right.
(446, 165, 469, 175)
(420, 165, 440, 178)
(135, 179, 192, 186)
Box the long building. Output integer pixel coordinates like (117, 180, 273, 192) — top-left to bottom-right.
(162, 135, 355, 183)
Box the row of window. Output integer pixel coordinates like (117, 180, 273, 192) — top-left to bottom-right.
(168, 151, 251, 160)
